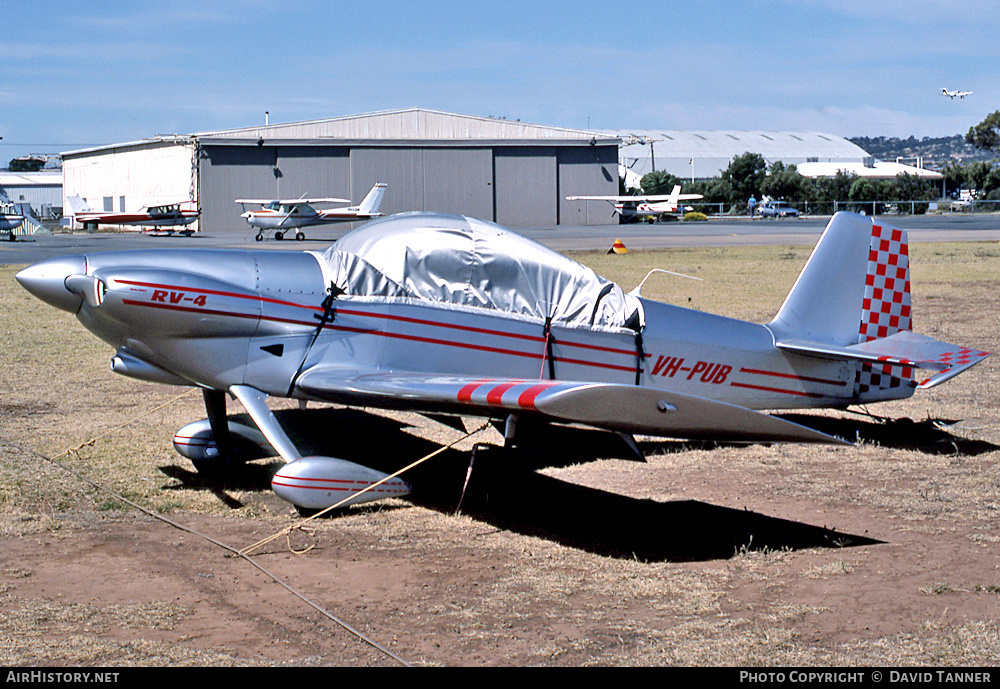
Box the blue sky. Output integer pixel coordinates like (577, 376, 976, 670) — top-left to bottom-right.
(2, 0, 996, 162)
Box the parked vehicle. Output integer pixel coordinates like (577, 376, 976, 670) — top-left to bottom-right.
(758, 200, 800, 218)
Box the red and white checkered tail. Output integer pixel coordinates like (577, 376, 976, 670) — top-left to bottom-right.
(851, 221, 988, 397)
(770, 212, 988, 401)
(859, 222, 911, 343)
(853, 222, 913, 397)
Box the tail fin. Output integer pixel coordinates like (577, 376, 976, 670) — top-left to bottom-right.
(66, 195, 93, 215)
(770, 211, 912, 346)
(358, 183, 386, 216)
(770, 212, 987, 398)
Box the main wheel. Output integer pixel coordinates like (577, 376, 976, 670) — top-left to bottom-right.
(295, 232, 305, 241)
(275, 231, 284, 241)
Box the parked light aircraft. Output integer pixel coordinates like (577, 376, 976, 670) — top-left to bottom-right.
(238, 183, 387, 241)
(66, 196, 198, 233)
(16, 212, 988, 511)
(566, 185, 704, 221)
(942, 88, 972, 99)
(0, 200, 24, 240)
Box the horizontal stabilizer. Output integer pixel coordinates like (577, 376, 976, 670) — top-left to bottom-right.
(778, 331, 989, 389)
(295, 370, 848, 445)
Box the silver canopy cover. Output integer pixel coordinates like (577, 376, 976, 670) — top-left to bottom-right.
(315, 213, 643, 333)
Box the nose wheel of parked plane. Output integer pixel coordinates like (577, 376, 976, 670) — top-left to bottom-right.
(255, 231, 263, 241)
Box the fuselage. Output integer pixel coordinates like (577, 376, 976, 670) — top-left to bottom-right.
(16, 247, 897, 413)
(76, 209, 198, 228)
(242, 207, 375, 229)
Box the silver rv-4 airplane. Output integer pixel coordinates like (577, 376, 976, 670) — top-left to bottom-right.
(16, 212, 988, 511)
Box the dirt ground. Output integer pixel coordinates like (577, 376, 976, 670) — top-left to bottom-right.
(1, 241, 999, 667)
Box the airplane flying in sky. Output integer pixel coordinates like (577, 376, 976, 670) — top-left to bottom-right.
(16, 212, 988, 512)
(66, 196, 198, 233)
(942, 88, 973, 99)
(238, 183, 387, 241)
(566, 185, 705, 221)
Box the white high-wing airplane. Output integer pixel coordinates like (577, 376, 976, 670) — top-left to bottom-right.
(238, 183, 387, 241)
(566, 185, 705, 221)
(942, 88, 972, 99)
(66, 196, 198, 233)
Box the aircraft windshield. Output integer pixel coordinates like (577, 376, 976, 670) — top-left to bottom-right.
(314, 212, 643, 332)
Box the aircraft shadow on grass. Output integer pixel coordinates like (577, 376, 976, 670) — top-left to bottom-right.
(151, 406, 988, 562)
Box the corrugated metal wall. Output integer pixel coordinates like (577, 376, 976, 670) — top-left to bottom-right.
(558, 146, 619, 225)
(276, 147, 351, 200)
(350, 148, 425, 216)
(419, 148, 493, 219)
(200, 145, 278, 233)
(493, 147, 557, 226)
(199, 142, 616, 233)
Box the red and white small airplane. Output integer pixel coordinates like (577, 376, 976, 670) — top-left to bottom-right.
(66, 196, 198, 233)
(942, 88, 973, 99)
(238, 183, 387, 241)
(567, 185, 704, 221)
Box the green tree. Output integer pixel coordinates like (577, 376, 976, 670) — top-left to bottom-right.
(941, 160, 968, 196)
(887, 173, 935, 201)
(761, 161, 808, 201)
(8, 157, 45, 172)
(963, 160, 994, 191)
(686, 177, 732, 211)
(966, 111, 1000, 151)
(806, 170, 856, 213)
(723, 152, 766, 207)
(640, 170, 682, 195)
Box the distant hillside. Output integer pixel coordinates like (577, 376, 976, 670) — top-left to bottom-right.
(849, 135, 998, 168)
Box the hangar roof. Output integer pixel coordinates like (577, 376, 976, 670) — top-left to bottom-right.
(0, 172, 63, 186)
(197, 108, 616, 144)
(607, 129, 869, 162)
(63, 109, 619, 157)
(797, 160, 944, 179)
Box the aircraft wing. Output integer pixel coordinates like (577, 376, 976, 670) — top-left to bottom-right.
(235, 197, 351, 205)
(293, 369, 847, 445)
(566, 194, 703, 202)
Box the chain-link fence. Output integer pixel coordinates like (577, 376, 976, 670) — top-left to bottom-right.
(684, 199, 1000, 218)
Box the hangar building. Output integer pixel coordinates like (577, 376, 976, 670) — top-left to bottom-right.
(610, 129, 874, 182)
(61, 108, 620, 232)
(0, 171, 63, 219)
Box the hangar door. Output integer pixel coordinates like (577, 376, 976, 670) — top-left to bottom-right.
(350, 147, 492, 220)
(493, 147, 557, 227)
(200, 145, 278, 234)
(558, 146, 618, 225)
(275, 147, 351, 200)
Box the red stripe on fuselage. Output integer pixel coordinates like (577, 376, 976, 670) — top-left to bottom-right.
(739, 367, 845, 387)
(729, 381, 827, 398)
(114, 278, 644, 359)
